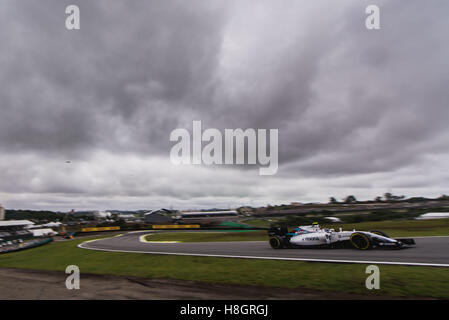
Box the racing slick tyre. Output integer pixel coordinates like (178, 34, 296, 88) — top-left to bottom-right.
(369, 230, 390, 238)
(350, 232, 372, 250)
(269, 236, 284, 249)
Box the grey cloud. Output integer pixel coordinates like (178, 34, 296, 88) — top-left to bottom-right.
(0, 0, 228, 157)
(1, 0, 448, 209)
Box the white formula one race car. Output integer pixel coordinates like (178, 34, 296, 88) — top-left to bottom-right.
(268, 224, 415, 250)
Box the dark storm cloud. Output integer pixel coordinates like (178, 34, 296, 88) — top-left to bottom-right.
(277, 0, 449, 176)
(1, 0, 448, 209)
(0, 0, 227, 157)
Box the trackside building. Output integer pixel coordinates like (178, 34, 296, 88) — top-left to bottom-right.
(0, 220, 34, 241)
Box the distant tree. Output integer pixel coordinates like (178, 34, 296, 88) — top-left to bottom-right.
(344, 195, 357, 204)
(384, 192, 406, 202)
(374, 196, 383, 202)
(329, 197, 338, 204)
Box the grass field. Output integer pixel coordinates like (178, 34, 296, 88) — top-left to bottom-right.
(144, 231, 267, 242)
(243, 218, 449, 237)
(241, 219, 275, 227)
(146, 218, 449, 243)
(324, 219, 449, 237)
(0, 235, 449, 298)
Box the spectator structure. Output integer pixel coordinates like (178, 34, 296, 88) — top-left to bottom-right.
(144, 209, 174, 223)
(0, 204, 5, 221)
(0, 220, 34, 242)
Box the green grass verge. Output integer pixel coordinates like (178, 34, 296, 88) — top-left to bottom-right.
(147, 219, 449, 242)
(321, 218, 449, 237)
(240, 219, 273, 227)
(144, 231, 267, 242)
(243, 218, 449, 237)
(0, 236, 448, 298)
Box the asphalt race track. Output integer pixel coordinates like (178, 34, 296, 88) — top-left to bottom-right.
(79, 231, 449, 267)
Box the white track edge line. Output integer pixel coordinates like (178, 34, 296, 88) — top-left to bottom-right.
(77, 241, 449, 268)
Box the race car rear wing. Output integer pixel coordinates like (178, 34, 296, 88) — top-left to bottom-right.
(268, 226, 288, 236)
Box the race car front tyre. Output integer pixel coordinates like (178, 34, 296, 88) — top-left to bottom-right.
(350, 232, 372, 250)
(369, 230, 390, 238)
(269, 236, 284, 249)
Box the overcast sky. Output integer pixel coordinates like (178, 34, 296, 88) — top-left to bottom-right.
(1, 0, 448, 211)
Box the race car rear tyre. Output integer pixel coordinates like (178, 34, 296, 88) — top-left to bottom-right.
(350, 232, 372, 250)
(369, 230, 390, 238)
(269, 236, 284, 249)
